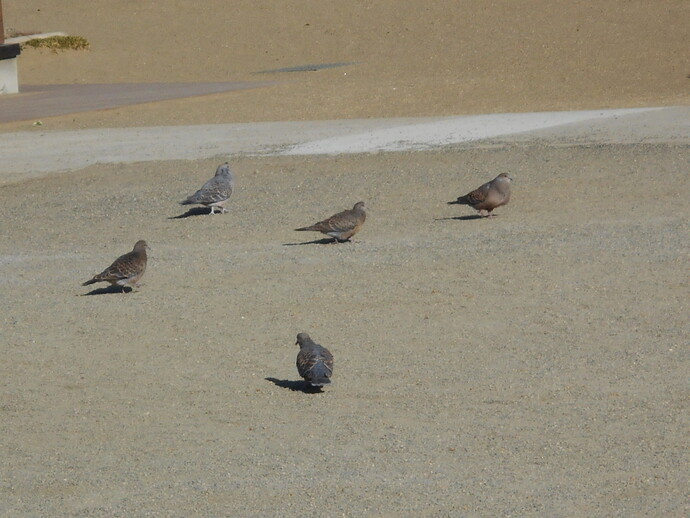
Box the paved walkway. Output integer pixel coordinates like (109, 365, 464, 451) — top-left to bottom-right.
(1, 107, 688, 184)
(0, 82, 274, 123)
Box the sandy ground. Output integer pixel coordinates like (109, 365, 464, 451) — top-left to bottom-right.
(2, 143, 688, 516)
(1, 0, 689, 516)
(1, 1, 689, 131)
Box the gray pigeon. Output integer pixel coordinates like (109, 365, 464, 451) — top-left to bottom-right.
(180, 162, 234, 214)
(295, 201, 367, 242)
(295, 333, 334, 387)
(448, 173, 513, 216)
(82, 240, 149, 292)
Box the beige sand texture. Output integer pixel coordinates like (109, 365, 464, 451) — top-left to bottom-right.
(1, 1, 689, 516)
(2, 0, 689, 130)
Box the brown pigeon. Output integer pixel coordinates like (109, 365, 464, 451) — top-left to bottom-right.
(82, 240, 149, 292)
(295, 333, 334, 387)
(180, 162, 234, 214)
(295, 201, 367, 242)
(448, 173, 513, 217)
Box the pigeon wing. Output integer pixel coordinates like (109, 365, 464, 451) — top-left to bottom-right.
(183, 176, 233, 205)
(463, 181, 491, 206)
(315, 208, 361, 233)
(96, 251, 143, 282)
(297, 345, 334, 384)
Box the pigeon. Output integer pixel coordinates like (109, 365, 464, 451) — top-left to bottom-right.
(82, 240, 149, 292)
(295, 333, 334, 387)
(295, 201, 367, 242)
(180, 162, 234, 214)
(448, 173, 513, 217)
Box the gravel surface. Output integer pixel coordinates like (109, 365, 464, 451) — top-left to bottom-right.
(1, 1, 688, 514)
(1, 143, 688, 516)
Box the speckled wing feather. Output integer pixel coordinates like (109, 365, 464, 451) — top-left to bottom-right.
(296, 333, 334, 387)
(295, 201, 367, 241)
(449, 174, 512, 215)
(82, 240, 148, 289)
(182, 175, 232, 205)
(458, 181, 491, 206)
(180, 163, 234, 207)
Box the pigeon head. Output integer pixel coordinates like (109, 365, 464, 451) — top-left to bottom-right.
(215, 162, 232, 177)
(296, 333, 312, 346)
(133, 240, 149, 252)
(496, 173, 513, 182)
(353, 201, 367, 211)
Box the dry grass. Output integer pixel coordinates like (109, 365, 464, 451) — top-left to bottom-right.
(21, 35, 90, 52)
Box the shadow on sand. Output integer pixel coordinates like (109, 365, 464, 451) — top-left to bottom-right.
(168, 207, 214, 219)
(81, 285, 133, 296)
(265, 377, 326, 393)
(435, 214, 486, 221)
(282, 237, 347, 246)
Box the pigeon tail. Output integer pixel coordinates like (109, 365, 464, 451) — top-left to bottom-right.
(295, 225, 318, 232)
(82, 278, 98, 286)
(448, 195, 469, 205)
(308, 361, 332, 386)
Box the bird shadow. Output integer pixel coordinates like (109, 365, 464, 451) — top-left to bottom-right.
(81, 285, 133, 296)
(265, 377, 325, 393)
(282, 237, 343, 246)
(435, 214, 485, 222)
(168, 207, 213, 219)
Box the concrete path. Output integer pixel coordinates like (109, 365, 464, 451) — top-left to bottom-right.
(0, 82, 274, 123)
(1, 106, 688, 184)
